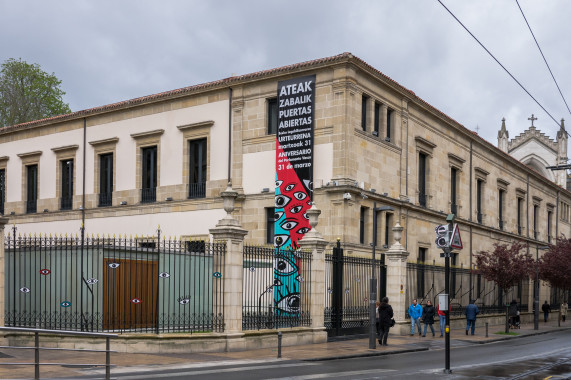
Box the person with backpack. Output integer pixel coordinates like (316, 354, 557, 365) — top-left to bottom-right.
(378, 297, 394, 346)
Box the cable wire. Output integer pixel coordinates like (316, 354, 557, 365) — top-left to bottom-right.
(516, 0, 571, 117)
(436, 0, 562, 129)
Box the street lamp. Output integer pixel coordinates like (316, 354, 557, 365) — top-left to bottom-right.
(369, 202, 394, 349)
(534, 245, 549, 330)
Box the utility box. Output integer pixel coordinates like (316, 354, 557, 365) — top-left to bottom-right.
(439, 294, 449, 311)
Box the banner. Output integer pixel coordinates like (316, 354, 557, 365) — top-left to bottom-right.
(273, 74, 315, 316)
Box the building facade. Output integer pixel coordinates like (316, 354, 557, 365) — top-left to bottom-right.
(0, 52, 568, 308)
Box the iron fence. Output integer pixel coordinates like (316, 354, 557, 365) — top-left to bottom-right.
(324, 245, 382, 336)
(141, 188, 156, 203)
(4, 232, 225, 334)
(242, 245, 312, 330)
(406, 261, 530, 317)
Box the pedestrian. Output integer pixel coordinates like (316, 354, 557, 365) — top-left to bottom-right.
(377, 297, 394, 346)
(542, 301, 551, 322)
(436, 303, 446, 337)
(375, 300, 381, 336)
(464, 299, 479, 335)
(422, 300, 436, 337)
(408, 298, 423, 336)
(508, 299, 519, 329)
(561, 301, 568, 323)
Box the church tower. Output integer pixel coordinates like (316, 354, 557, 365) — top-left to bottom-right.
(497, 117, 509, 153)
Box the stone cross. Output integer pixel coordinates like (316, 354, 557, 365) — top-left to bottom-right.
(528, 114, 537, 126)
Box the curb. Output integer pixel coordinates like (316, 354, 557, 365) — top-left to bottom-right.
(303, 346, 429, 361)
(465, 326, 571, 344)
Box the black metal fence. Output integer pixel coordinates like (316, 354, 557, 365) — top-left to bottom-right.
(406, 261, 530, 317)
(324, 243, 382, 337)
(4, 232, 225, 334)
(242, 245, 312, 330)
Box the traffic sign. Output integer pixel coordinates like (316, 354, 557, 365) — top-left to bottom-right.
(450, 223, 463, 249)
(435, 224, 450, 248)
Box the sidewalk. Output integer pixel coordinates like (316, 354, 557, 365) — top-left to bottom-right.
(0, 321, 569, 379)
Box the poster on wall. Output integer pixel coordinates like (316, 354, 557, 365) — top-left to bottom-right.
(274, 74, 315, 316)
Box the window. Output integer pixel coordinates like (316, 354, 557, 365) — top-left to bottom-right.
(477, 274, 482, 299)
(418, 152, 427, 207)
(517, 198, 523, 235)
(361, 94, 369, 131)
(373, 102, 380, 136)
(417, 247, 427, 297)
(476, 179, 483, 224)
(60, 159, 73, 210)
(188, 138, 206, 199)
(360, 206, 368, 244)
(386, 108, 393, 141)
(266, 208, 275, 245)
(498, 189, 504, 230)
(561, 201, 570, 222)
(547, 210, 553, 243)
(26, 165, 38, 213)
(533, 205, 539, 240)
(384, 212, 393, 247)
(267, 98, 278, 134)
(141, 146, 157, 203)
(0, 168, 5, 215)
(99, 153, 113, 207)
(450, 167, 457, 215)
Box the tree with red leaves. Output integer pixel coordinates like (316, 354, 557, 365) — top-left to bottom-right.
(539, 238, 571, 298)
(475, 242, 536, 332)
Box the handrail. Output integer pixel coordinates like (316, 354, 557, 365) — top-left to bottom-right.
(0, 327, 117, 380)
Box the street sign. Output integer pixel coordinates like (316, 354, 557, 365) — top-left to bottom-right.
(450, 223, 463, 249)
(435, 224, 450, 248)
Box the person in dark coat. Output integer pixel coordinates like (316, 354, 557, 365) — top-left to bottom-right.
(377, 297, 394, 346)
(422, 300, 436, 337)
(508, 300, 519, 328)
(542, 301, 551, 322)
(464, 299, 480, 335)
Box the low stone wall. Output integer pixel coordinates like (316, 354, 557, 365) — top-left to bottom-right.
(0, 327, 328, 354)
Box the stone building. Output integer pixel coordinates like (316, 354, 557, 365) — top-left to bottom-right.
(0, 52, 568, 311)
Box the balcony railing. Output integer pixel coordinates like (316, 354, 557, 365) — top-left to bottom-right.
(188, 182, 206, 199)
(60, 196, 73, 210)
(99, 192, 112, 207)
(26, 200, 37, 214)
(141, 187, 156, 203)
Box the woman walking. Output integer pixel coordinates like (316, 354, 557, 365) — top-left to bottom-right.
(378, 297, 394, 346)
(422, 300, 436, 337)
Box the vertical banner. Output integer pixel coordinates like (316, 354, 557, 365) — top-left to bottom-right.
(274, 74, 315, 316)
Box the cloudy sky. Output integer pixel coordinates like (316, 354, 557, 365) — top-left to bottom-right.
(1, 0, 570, 145)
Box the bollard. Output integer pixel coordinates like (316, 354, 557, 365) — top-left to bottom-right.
(485, 322, 488, 338)
(277, 331, 282, 358)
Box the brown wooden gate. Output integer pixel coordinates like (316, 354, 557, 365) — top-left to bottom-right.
(103, 258, 158, 330)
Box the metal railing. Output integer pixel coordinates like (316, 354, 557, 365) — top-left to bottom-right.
(26, 200, 37, 214)
(141, 187, 156, 203)
(242, 245, 312, 330)
(60, 196, 73, 210)
(188, 182, 206, 199)
(0, 326, 116, 380)
(98, 192, 112, 207)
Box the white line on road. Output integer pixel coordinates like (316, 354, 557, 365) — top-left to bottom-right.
(267, 368, 396, 379)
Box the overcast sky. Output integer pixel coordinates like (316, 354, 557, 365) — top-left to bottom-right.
(2, 0, 570, 146)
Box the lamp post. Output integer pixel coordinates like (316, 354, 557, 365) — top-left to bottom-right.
(369, 202, 394, 349)
(534, 245, 549, 330)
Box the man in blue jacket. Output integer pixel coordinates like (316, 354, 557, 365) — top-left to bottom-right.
(464, 300, 480, 335)
(408, 299, 423, 336)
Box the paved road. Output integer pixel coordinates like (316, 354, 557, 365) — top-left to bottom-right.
(78, 329, 571, 379)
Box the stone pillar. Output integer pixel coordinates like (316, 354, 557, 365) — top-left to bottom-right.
(384, 223, 409, 326)
(381, 104, 388, 138)
(0, 217, 9, 326)
(298, 205, 328, 338)
(209, 185, 247, 339)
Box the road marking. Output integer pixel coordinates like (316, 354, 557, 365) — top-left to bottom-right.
(97, 362, 319, 379)
(268, 368, 396, 379)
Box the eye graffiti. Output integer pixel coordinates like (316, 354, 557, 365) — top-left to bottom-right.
(159, 272, 171, 278)
(289, 205, 303, 214)
(296, 275, 304, 282)
(249, 267, 256, 272)
(273, 279, 283, 287)
(303, 179, 313, 192)
(131, 298, 142, 304)
(274, 234, 290, 248)
(284, 183, 295, 191)
(274, 211, 284, 221)
(275, 180, 283, 188)
(39, 269, 51, 275)
(60, 301, 71, 308)
(293, 192, 307, 201)
(303, 212, 309, 220)
(213, 272, 222, 278)
(274, 255, 296, 276)
(275, 293, 300, 314)
(280, 219, 298, 231)
(86, 278, 99, 285)
(20, 287, 31, 293)
(178, 296, 190, 305)
(296, 227, 310, 234)
(275, 194, 291, 208)
(108, 263, 120, 269)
